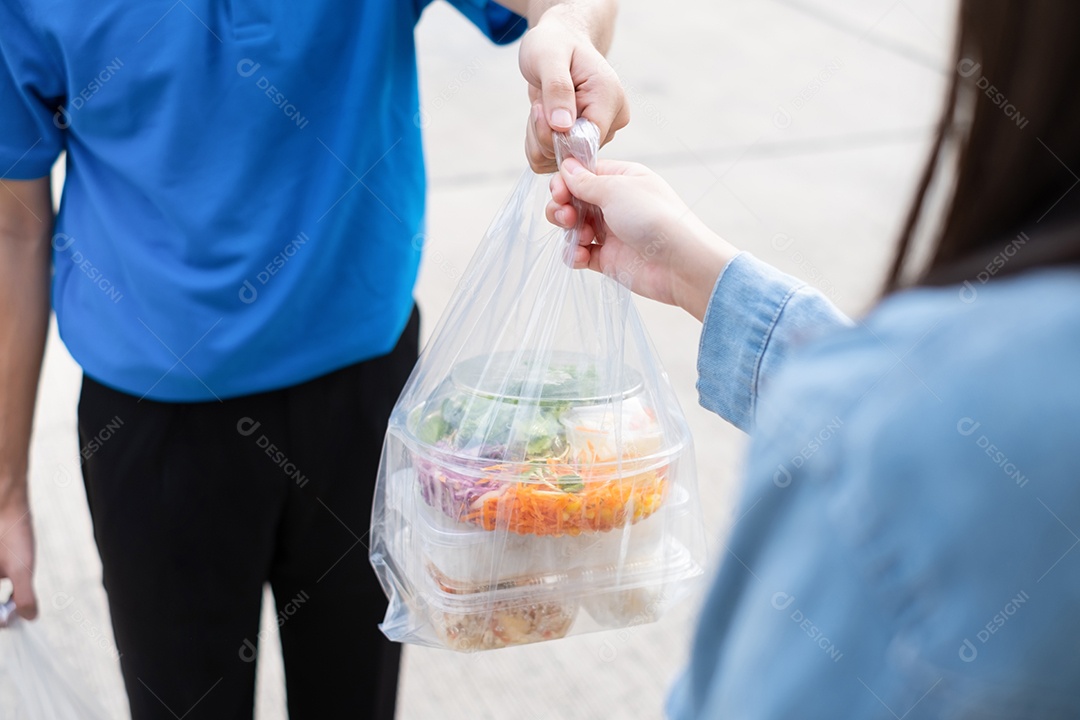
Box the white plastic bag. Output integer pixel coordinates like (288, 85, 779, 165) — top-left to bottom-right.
(0, 601, 113, 720)
(370, 120, 707, 652)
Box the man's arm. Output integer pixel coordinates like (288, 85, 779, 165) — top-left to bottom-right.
(500, 0, 628, 172)
(0, 177, 52, 621)
(500, 0, 617, 51)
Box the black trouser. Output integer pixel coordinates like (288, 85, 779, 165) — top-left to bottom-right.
(78, 308, 419, 720)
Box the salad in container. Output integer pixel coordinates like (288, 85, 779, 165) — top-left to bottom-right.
(406, 352, 677, 536)
(372, 352, 706, 651)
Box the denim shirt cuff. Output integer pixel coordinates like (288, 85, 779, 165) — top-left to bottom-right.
(696, 252, 808, 432)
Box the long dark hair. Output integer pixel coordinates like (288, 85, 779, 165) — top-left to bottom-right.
(887, 1, 1080, 291)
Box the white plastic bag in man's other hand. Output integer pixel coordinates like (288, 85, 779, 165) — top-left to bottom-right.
(0, 601, 112, 720)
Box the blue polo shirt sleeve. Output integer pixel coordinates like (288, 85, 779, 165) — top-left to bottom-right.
(444, 1, 526, 44)
(0, 0, 64, 179)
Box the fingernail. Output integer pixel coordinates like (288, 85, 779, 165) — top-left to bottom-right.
(564, 158, 584, 175)
(555, 208, 568, 225)
(551, 109, 573, 129)
(533, 103, 543, 123)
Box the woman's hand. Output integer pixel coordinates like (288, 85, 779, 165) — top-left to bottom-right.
(547, 158, 738, 321)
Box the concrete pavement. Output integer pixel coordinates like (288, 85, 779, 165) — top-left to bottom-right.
(0, 1, 953, 717)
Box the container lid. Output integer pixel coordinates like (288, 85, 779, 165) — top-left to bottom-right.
(416, 536, 701, 610)
(449, 351, 643, 405)
(410, 484, 698, 607)
(402, 351, 671, 470)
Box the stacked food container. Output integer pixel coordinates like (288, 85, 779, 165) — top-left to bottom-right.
(373, 351, 706, 651)
(372, 120, 706, 651)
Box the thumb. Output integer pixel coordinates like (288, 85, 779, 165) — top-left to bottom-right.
(11, 567, 37, 620)
(559, 158, 610, 207)
(2, 515, 38, 620)
(6, 569, 36, 621)
(534, 50, 577, 132)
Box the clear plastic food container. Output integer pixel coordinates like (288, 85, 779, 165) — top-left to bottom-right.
(409, 534, 700, 649)
(411, 480, 588, 588)
(406, 352, 679, 536)
(400, 478, 700, 646)
(412, 483, 693, 584)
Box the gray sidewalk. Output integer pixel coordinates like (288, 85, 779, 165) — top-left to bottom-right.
(0, 1, 952, 717)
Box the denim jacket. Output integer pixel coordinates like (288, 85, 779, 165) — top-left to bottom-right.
(668, 253, 1080, 719)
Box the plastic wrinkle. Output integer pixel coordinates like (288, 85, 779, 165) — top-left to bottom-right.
(553, 118, 606, 242)
(0, 619, 113, 719)
(369, 121, 707, 652)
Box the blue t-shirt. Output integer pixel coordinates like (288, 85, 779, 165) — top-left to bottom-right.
(0, 0, 523, 400)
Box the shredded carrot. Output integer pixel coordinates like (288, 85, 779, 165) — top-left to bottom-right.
(458, 465, 669, 536)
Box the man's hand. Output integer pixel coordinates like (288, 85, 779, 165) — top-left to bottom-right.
(512, 2, 629, 172)
(0, 496, 36, 621)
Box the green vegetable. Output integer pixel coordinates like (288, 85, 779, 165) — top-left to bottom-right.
(417, 411, 449, 445)
(417, 371, 586, 455)
(557, 474, 585, 493)
(524, 413, 562, 456)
